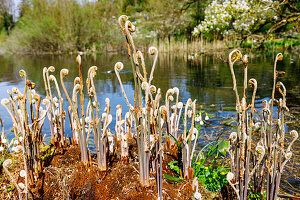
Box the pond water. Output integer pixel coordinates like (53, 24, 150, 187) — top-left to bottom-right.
(0, 50, 299, 195)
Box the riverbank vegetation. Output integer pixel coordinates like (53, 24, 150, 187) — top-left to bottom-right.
(0, 0, 299, 54)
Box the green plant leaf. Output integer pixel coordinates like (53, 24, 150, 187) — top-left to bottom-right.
(222, 119, 235, 126)
(222, 106, 236, 111)
(207, 113, 216, 118)
(165, 135, 180, 150)
(164, 174, 182, 182)
(168, 161, 180, 174)
(217, 140, 229, 156)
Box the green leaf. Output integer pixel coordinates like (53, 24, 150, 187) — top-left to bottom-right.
(165, 135, 180, 150)
(217, 140, 229, 156)
(222, 106, 236, 111)
(222, 119, 235, 126)
(168, 161, 180, 174)
(207, 113, 216, 118)
(169, 161, 178, 165)
(164, 174, 182, 182)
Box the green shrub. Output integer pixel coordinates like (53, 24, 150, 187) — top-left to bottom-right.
(5, 0, 122, 53)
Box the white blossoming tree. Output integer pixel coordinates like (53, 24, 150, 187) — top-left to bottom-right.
(192, 0, 299, 45)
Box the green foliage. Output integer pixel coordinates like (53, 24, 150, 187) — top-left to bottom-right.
(165, 134, 181, 150)
(0, 28, 8, 41)
(261, 39, 300, 49)
(248, 190, 263, 199)
(164, 160, 183, 182)
(260, 23, 273, 34)
(5, 0, 122, 53)
(247, 183, 265, 199)
(0, 148, 8, 166)
(0, 9, 14, 36)
(0, 15, 4, 30)
(206, 113, 216, 118)
(194, 138, 229, 166)
(221, 119, 235, 126)
(5, 185, 14, 192)
(164, 174, 182, 182)
(192, 133, 230, 192)
(168, 161, 180, 174)
(0, 138, 14, 166)
(217, 140, 229, 156)
(122, 0, 135, 12)
(122, 0, 148, 13)
(163, 133, 183, 183)
(194, 164, 229, 192)
(40, 144, 55, 162)
(2, 12, 14, 35)
(222, 106, 236, 111)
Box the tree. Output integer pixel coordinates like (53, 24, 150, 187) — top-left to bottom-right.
(0, 0, 15, 35)
(18, 0, 30, 18)
(5, 0, 123, 53)
(180, 0, 212, 38)
(132, 0, 192, 40)
(192, 0, 300, 45)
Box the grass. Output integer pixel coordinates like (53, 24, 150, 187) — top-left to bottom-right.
(240, 38, 300, 50)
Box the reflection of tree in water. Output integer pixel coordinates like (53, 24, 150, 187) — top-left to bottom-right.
(183, 52, 299, 107)
(0, 55, 24, 84)
(0, 51, 298, 107)
(185, 54, 235, 106)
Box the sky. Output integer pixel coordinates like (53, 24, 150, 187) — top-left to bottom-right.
(7, 0, 21, 20)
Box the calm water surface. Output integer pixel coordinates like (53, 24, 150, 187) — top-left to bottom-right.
(0, 50, 299, 195)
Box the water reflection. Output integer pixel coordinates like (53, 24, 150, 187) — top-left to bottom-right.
(0, 51, 299, 134)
